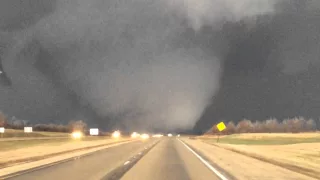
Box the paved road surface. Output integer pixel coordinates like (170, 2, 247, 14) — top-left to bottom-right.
(7, 139, 159, 180)
(121, 138, 220, 180)
(7, 138, 222, 180)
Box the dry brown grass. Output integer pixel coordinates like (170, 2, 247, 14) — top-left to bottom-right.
(217, 142, 320, 178)
(201, 132, 320, 139)
(233, 132, 320, 139)
(1, 129, 70, 138)
(198, 133, 320, 178)
(183, 138, 317, 180)
(0, 138, 132, 168)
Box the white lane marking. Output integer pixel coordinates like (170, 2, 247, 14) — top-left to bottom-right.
(138, 152, 142, 155)
(178, 139, 229, 180)
(124, 161, 130, 165)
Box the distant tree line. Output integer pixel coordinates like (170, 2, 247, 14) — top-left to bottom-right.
(0, 111, 88, 133)
(206, 117, 320, 135)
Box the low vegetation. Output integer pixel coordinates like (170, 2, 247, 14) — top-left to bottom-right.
(201, 117, 320, 146)
(0, 139, 71, 151)
(201, 133, 320, 145)
(206, 117, 319, 135)
(0, 129, 69, 138)
(0, 111, 96, 136)
(0, 136, 112, 151)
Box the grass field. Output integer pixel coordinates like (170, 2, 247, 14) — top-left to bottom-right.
(199, 133, 320, 178)
(0, 139, 70, 151)
(0, 136, 115, 151)
(0, 137, 133, 169)
(200, 132, 320, 145)
(0, 129, 70, 138)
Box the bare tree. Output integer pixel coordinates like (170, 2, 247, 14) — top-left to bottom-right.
(252, 120, 264, 133)
(68, 120, 87, 132)
(34, 123, 69, 132)
(305, 119, 316, 132)
(57, 124, 69, 132)
(10, 119, 26, 129)
(265, 118, 279, 133)
(0, 111, 7, 127)
(317, 118, 320, 131)
(205, 124, 220, 135)
(226, 121, 236, 134)
(236, 119, 253, 133)
(282, 118, 291, 132)
(204, 127, 214, 135)
(282, 117, 305, 133)
(204, 116, 319, 136)
(293, 117, 306, 133)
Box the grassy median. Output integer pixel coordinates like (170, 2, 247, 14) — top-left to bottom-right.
(0, 139, 69, 151)
(0, 136, 114, 151)
(1, 129, 70, 138)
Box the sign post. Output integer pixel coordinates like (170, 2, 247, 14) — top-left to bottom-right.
(216, 122, 226, 142)
(89, 128, 99, 136)
(24, 127, 33, 133)
(0, 127, 4, 138)
(24, 127, 33, 137)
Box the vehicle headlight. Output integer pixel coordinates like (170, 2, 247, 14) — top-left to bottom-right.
(140, 134, 150, 139)
(71, 131, 83, 139)
(112, 131, 121, 138)
(131, 132, 140, 138)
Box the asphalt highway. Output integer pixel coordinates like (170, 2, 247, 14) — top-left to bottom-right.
(7, 138, 225, 180)
(121, 138, 221, 180)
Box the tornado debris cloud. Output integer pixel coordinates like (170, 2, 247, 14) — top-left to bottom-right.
(1, 0, 319, 132)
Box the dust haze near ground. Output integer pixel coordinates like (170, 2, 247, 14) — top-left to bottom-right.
(0, 0, 319, 132)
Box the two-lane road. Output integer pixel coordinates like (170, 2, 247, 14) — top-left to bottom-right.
(121, 138, 222, 180)
(7, 139, 158, 180)
(6, 138, 225, 180)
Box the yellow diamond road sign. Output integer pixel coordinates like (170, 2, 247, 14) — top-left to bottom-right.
(216, 122, 226, 132)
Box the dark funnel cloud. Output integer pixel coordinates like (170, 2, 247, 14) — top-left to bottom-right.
(1, 0, 319, 133)
(1, 0, 220, 131)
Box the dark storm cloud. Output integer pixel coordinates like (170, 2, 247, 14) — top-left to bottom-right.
(1, 0, 221, 131)
(1, 0, 319, 132)
(195, 0, 320, 132)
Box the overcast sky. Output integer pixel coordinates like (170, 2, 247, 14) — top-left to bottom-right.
(0, 0, 319, 132)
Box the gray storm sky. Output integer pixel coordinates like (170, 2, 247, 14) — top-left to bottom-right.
(1, 0, 320, 132)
